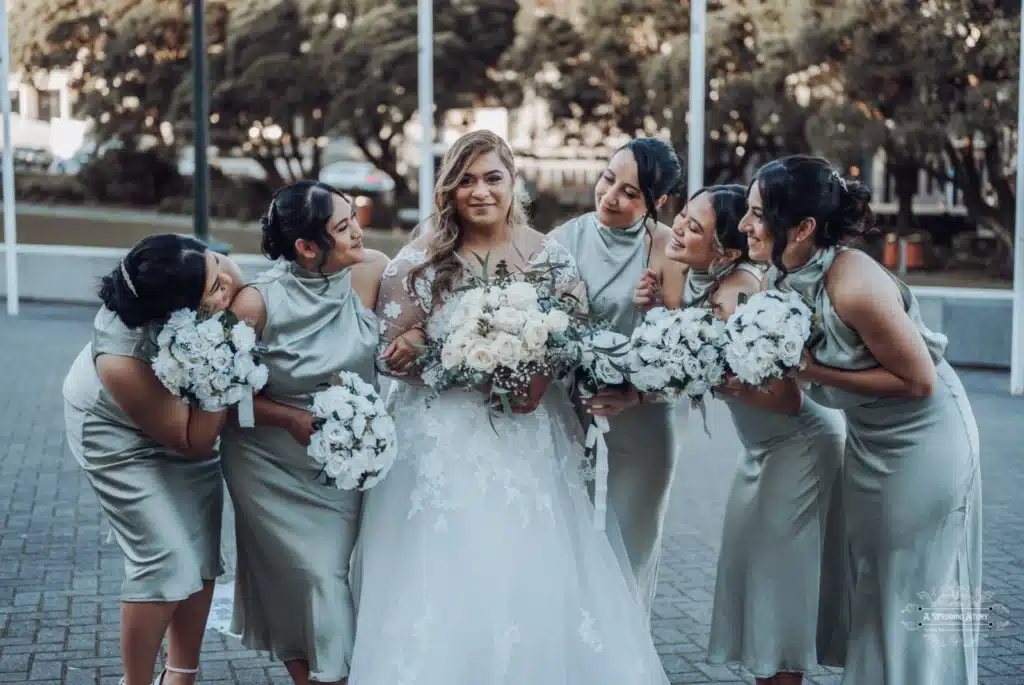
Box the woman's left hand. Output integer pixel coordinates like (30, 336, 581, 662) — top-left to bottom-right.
(632, 269, 664, 312)
(583, 387, 641, 417)
(793, 348, 817, 382)
(714, 374, 746, 398)
(509, 375, 550, 415)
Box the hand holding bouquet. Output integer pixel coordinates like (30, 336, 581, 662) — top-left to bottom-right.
(307, 371, 398, 490)
(723, 290, 813, 390)
(151, 309, 269, 425)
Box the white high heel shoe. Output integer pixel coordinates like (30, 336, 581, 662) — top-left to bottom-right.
(118, 664, 201, 685)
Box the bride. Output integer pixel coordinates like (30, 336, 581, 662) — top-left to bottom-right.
(347, 130, 670, 684)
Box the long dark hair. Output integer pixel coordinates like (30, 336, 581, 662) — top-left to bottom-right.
(260, 180, 351, 279)
(98, 234, 208, 328)
(752, 155, 874, 278)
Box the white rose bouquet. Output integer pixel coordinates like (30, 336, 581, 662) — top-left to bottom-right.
(625, 307, 728, 428)
(417, 258, 583, 417)
(151, 308, 269, 425)
(307, 371, 397, 490)
(723, 290, 813, 389)
(574, 328, 631, 531)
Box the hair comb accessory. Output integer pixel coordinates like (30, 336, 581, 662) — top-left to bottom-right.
(120, 260, 138, 297)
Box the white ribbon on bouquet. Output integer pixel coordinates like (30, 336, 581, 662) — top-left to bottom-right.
(584, 413, 611, 531)
(237, 393, 255, 428)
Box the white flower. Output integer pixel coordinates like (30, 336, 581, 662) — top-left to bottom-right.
(233, 354, 257, 380)
(631, 365, 672, 391)
(247, 365, 269, 391)
(207, 346, 234, 374)
(594, 356, 624, 385)
(490, 333, 525, 369)
(231, 321, 257, 353)
(544, 309, 570, 334)
(491, 307, 527, 333)
(465, 343, 498, 373)
(196, 318, 226, 347)
(504, 281, 540, 311)
(521, 319, 550, 351)
(165, 309, 197, 331)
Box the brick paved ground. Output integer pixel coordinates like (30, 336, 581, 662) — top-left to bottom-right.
(2, 303, 1021, 684)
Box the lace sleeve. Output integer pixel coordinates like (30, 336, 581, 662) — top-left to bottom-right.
(374, 245, 434, 378)
(535, 238, 590, 315)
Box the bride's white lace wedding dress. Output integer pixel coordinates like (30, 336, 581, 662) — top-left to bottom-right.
(347, 236, 670, 685)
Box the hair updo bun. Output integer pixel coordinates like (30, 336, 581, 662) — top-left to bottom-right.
(97, 234, 208, 328)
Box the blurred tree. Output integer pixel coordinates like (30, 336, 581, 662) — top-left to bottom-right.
(13, 0, 518, 203)
(503, 0, 809, 183)
(799, 0, 1019, 271)
(315, 0, 519, 206)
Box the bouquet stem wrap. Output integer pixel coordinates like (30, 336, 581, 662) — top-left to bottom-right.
(237, 393, 255, 428)
(585, 415, 611, 531)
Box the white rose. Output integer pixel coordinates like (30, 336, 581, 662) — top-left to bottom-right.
(682, 355, 702, 380)
(640, 323, 664, 345)
(638, 344, 662, 364)
(192, 379, 215, 402)
(441, 344, 464, 370)
(697, 344, 720, 365)
(323, 419, 352, 446)
(594, 356, 625, 385)
(491, 307, 527, 333)
(644, 307, 671, 324)
(504, 282, 540, 311)
(521, 320, 550, 351)
(465, 343, 498, 373)
(231, 321, 257, 353)
(739, 323, 762, 344)
(350, 412, 368, 439)
(210, 372, 232, 392)
(630, 365, 672, 391)
(544, 309, 570, 334)
(780, 339, 802, 367)
(370, 415, 396, 442)
(484, 286, 504, 309)
(166, 309, 197, 331)
(247, 364, 269, 391)
(152, 350, 184, 386)
(683, 378, 709, 398)
(490, 333, 525, 368)
(233, 353, 256, 381)
(324, 455, 347, 479)
(196, 318, 226, 346)
(207, 346, 234, 373)
(223, 385, 247, 407)
(352, 395, 375, 416)
(307, 433, 331, 462)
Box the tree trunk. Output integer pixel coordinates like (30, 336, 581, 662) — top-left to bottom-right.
(890, 161, 917, 237)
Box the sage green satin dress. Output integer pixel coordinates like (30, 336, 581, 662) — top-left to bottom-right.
(769, 247, 982, 685)
(551, 212, 677, 617)
(684, 268, 847, 677)
(220, 262, 379, 682)
(61, 307, 224, 602)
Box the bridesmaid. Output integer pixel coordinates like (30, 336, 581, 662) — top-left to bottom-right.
(743, 155, 982, 685)
(221, 181, 388, 685)
(62, 234, 244, 685)
(550, 137, 686, 616)
(658, 185, 846, 684)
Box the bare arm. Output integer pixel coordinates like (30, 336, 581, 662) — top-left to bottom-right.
(798, 251, 935, 399)
(713, 270, 803, 415)
(650, 225, 686, 310)
(96, 355, 227, 458)
(351, 249, 390, 310)
(227, 283, 318, 443)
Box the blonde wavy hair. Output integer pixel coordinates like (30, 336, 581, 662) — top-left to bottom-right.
(406, 130, 531, 302)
